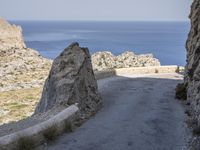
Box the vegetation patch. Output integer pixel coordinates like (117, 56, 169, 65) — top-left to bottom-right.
(175, 83, 187, 100)
(0, 88, 42, 124)
(42, 124, 58, 142)
(16, 136, 35, 150)
(64, 120, 74, 133)
(155, 69, 159, 73)
(175, 66, 180, 73)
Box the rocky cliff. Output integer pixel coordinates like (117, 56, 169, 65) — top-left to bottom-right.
(35, 43, 102, 119)
(0, 19, 52, 92)
(185, 0, 200, 123)
(0, 19, 52, 124)
(0, 18, 26, 50)
(92, 51, 160, 71)
(184, 0, 200, 148)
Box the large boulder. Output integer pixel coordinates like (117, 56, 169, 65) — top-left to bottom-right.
(184, 0, 200, 124)
(35, 43, 102, 118)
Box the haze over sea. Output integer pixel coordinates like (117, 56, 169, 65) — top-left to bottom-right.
(12, 21, 190, 66)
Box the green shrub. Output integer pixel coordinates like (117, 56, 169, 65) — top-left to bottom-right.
(16, 136, 35, 150)
(175, 66, 180, 73)
(42, 124, 58, 142)
(64, 120, 73, 133)
(175, 83, 187, 100)
(155, 69, 159, 73)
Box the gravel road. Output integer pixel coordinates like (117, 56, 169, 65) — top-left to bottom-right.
(42, 73, 187, 150)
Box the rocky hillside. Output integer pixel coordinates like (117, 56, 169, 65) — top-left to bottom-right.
(0, 19, 52, 92)
(184, 0, 200, 149)
(92, 51, 160, 71)
(0, 19, 52, 124)
(0, 18, 161, 125)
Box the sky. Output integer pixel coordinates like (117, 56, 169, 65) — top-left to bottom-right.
(0, 0, 192, 21)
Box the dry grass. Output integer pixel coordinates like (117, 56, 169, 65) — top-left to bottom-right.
(0, 88, 42, 125)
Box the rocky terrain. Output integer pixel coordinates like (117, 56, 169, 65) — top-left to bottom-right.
(0, 19, 52, 92)
(35, 42, 102, 120)
(92, 51, 160, 71)
(0, 18, 161, 125)
(184, 0, 200, 149)
(0, 19, 52, 124)
(0, 43, 102, 146)
(0, 18, 25, 50)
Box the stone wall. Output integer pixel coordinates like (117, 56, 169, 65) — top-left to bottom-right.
(184, 0, 200, 124)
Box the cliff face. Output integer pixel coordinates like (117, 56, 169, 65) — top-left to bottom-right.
(184, 0, 200, 123)
(0, 19, 26, 50)
(0, 19, 52, 92)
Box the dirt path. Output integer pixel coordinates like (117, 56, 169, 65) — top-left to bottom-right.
(41, 73, 187, 150)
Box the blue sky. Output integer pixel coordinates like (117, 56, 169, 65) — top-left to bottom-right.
(0, 0, 192, 21)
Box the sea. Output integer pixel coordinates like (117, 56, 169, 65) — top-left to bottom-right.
(11, 21, 190, 66)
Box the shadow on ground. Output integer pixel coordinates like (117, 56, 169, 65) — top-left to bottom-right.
(39, 74, 187, 150)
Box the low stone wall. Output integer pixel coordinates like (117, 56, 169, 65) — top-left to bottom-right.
(95, 65, 183, 79)
(94, 69, 116, 80)
(0, 105, 79, 149)
(0, 65, 183, 149)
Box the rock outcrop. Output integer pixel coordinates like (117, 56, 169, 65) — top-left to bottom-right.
(92, 51, 160, 71)
(184, 0, 200, 148)
(35, 43, 102, 119)
(0, 18, 26, 50)
(184, 0, 200, 123)
(0, 19, 52, 92)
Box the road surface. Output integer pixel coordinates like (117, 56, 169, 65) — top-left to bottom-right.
(42, 73, 187, 150)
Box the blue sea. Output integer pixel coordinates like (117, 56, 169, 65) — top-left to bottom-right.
(12, 21, 190, 66)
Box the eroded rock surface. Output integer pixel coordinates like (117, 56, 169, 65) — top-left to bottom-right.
(184, 0, 200, 148)
(185, 0, 200, 123)
(92, 51, 160, 71)
(0, 19, 52, 92)
(0, 18, 26, 50)
(35, 43, 102, 119)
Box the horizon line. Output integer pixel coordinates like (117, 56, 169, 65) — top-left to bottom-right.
(9, 19, 190, 22)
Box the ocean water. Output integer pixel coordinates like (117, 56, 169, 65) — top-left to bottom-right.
(12, 21, 190, 66)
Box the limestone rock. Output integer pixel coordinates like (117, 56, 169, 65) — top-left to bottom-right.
(0, 18, 26, 50)
(0, 19, 52, 92)
(92, 51, 160, 71)
(35, 43, 102, 118)
(184, 0, 200, 125)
